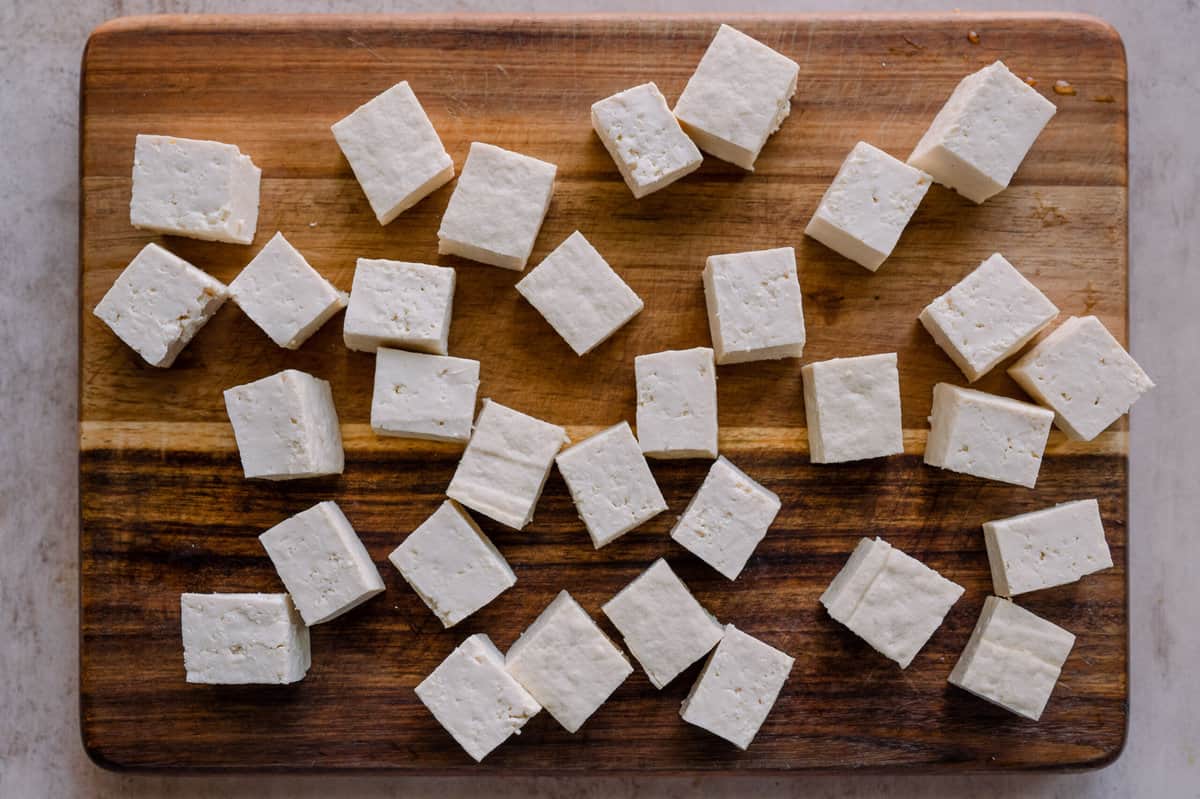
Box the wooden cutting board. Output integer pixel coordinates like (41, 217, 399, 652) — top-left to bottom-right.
(79, 13, 1129, 773)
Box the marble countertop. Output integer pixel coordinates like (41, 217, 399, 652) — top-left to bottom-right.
(2, 0, 1196, 796)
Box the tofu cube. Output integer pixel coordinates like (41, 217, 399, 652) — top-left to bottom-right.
(1008, 315, 1155, 441)
(371, 348, 480, 443)
(446, 399, 568, 530)
(948, 596, 1075, 720)
(389, 500, 516, 628)
(804, 142, 931, 271)
(505, 591, 633, 733)
(342, 258, 455, 354)
(415, 633, 541, 762)
(223, 369, 344, 480)
(919, 253, 1059, 382)
(679, 624, 794, 750)
(909, 61, 1057, 204)
(93, 243, 229, 368)
(703, 246, 806, 364)
(801, 353, 903, 463)
(331, 81, 455, 224)
(180, 593, 310, 684)
(130, 134, 261, 244)
(591, 82, 702, 198)
(983, 499, 1113, 597)
(670, 457, 781, 580)
(673, 24, 799, 170)
(925, 383, 1055, 488)
(601, 558, 724, 689)
(634, 347, 719, 459)
(437, 142, 556, 270)
(820, 537, 965, 668)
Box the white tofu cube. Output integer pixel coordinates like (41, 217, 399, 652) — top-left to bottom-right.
(446, 399, 568, 530)
(820, 537, 965, 668)
(909, 61, 1057, 204)
(804, 142, 931, 271)
(388, 500, 516, 628)
(670, 457, 781, 580)
(437, 142, 556, 270)
(801, 353, 903, 463)
(601, 558, 724, 689)
(703, 246, 806, 364)
(634, 347, 719, 459)
(505, 591, 633, 733)
(920, 253, 1059, 382)
(130, 134, 261, 244)
(415, 633, 541, 762)
(925, 383, 1055, 488)
(180, 593, 310, 684)
(342, 258, 455, 354)
(1009, 315, 1155, 441)
(983, 499, 1113, 597)
(679, 624, 794, 749)
(93, 243, 229, 368)
(591, 82, 702, 198)
(331, 81, 455, 224)
(223, 369, 344, 480)
(515, 231, 644, 356)
(673, 24, 799, 170)
(228, 232, 347, 349)
(370, 348, 479, 443)
(948, 596, 1075, 720)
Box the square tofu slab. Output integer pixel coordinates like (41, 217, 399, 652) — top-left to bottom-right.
(415, 633, 541, 762)
(93, 242, 229, 368)
(983, 499, 1112, 597)
(804, 142, 931, 271)
(515, 231, 644, 356)
(703, 246, 806, 364)
(802, 353, 903, 463)
(673, 24, 799, 170)
(820, 537, 965, 668)
(437, 142, 556, 270)
(925, 383, 1054, 488)
(556, 422, 667, 548)
(909, 61, 1057, 204)
(331, 80, 455, 224)
(371, 348, 480, 443)
(919, 253, 1059, 382)
(342, 258, 455, 354)
(223, 369, 344, 480)
(634, 347, 719, 459)
(591, 82, 703, 198)
(1009, 315, 1155, 441)
(601, 558, 724, 689)
(130, 134, 261, 244)
(948, 596, 1075, 720)
(505, 591, 633, 733)
(446, 399, 569, 530)
(680, 624, 794, 750)
(670, 457, 781, 580)
(180, 593, 310, 684)
(389, 500, 516, 628)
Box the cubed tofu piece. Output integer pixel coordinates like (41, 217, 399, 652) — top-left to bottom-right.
(342, 258, 455, 354)
(634, 347, 719, 459)
(908, 61, 1057, 204)
(673, 24, 799, 170)
(703, 246, 806, 364)
(180, 593, 310, 684)
(820, 537, 964, 668)
(331, 81, 455, 224)
(437, 142, 556, 270)
(948, 596, 1075, 721)
(983, 499, 1112, 597)
(1008, 315, 1154, 441)
(802, 352, 903, 463)
(371, 348, 480, 443)
(92, 242, 229, 368)
(591, 82, 703, 198)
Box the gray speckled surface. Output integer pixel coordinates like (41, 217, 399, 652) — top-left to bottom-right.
(2, 0, 1197, 795)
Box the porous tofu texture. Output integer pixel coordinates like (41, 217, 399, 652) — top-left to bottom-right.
(802, 352, 903, 463)
(371, 349, 480, 443)
(703, 246, 806, 364)
(591, 82, 703, 198)
(634, 347, 719, 459)
(342, 258, 455, 354)
(180, 593, 310, 685)
(983, 499, 1112, 597)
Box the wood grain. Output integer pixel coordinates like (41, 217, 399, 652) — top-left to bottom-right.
(79, 13, 1129, 773)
